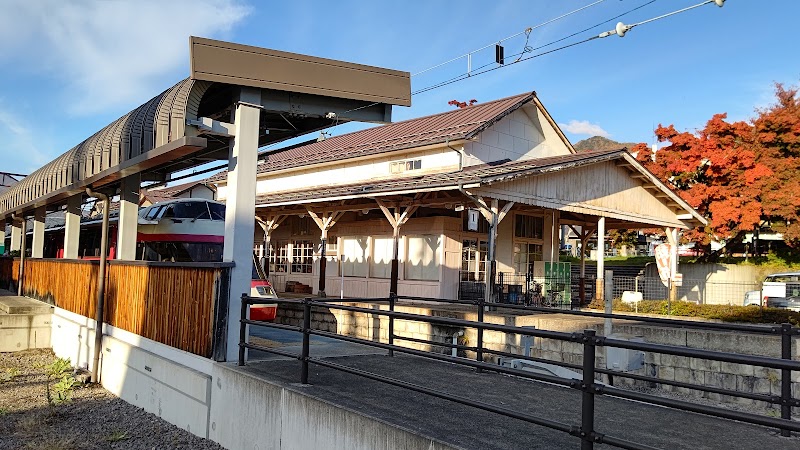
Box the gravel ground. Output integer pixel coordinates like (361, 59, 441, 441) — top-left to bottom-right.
(0, 349, 224, 450)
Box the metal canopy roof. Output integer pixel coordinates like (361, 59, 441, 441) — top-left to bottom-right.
(0, 37, 410, 219)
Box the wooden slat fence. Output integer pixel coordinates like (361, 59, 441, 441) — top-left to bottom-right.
(15, 258, 229, 358)
(105, 264, 222, 357)
(21, 259, 97, 318)
(0, 257, 13, 287)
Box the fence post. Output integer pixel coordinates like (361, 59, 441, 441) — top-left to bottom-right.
(780, 323, 792, 437)
(301, 298, 312, 384)
(388, 293, 396, 357)
(476, 290, 485, 373)
(580, 329, 598, 450)
(238, 294, 248, 366)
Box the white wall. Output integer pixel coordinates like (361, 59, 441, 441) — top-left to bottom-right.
(218, 147, 460, 201)
(462, 105, 572, 167)
(51, 307, 214, 438)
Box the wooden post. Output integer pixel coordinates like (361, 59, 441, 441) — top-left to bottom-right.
(307, 210, 344, 298)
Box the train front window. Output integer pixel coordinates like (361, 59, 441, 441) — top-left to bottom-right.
(208, 203, 226, 221)
(173, 201, 210, 220)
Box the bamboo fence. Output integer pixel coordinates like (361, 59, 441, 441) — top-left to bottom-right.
(15, 258, 223, 357)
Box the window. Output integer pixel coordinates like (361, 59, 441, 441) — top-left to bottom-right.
(208, 203, 225, 220)
(292, 216, 313, 236)
(291, 240, 314, 273)
(145, 206, 162, 220)
(515, 214, 544, 239)
(390, 159, 422, 174)
(406, 235, 441, 281)
(270, 241, 289, 273)
(513, 242, 542, 274)
(371, 237, 395, 278)
(172, 201, 210, 220)
(341, 237, 369, 277)
(461, 239, 487, 281)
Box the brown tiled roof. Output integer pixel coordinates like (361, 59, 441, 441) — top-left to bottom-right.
(208, 91, 535, 182)
(141, 180, 216, 204)
(256, 149, 623, 206)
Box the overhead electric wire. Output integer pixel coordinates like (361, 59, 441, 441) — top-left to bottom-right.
(322, 0, 721, 138)
(412, 0, 721, 96)
(412, 0, 609, 77)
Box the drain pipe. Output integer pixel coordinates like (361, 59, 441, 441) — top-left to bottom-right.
(11, 214, 25, 296)
(86, 187, 110, 383)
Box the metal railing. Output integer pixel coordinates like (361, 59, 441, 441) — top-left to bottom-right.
(459, 272, 582, 309)
(613, 275, 760, 304)
(239, 294, 800, 449)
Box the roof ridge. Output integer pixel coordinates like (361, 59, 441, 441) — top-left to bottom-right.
(283, 91, 535, 147)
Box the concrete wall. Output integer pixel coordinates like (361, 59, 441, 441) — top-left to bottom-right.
(47, 303, 459, 449)
(276, 302, 800, 415)
(51, 307, 214, 438)
(0, 312, 51, 352)
(642, 263, 763, 305)
(209, 363, 455, 450)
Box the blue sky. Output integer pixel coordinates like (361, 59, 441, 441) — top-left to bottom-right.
(0, 0, 797, 176)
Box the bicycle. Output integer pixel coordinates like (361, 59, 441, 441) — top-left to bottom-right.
(526, 282, 561, 307)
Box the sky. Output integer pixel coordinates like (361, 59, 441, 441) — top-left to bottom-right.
(0, 0, 797, 176)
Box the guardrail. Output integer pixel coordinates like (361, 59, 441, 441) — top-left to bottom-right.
(239, 294, 800, 449)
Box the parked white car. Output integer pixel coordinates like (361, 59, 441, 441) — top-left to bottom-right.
(744, 272, 800, 311)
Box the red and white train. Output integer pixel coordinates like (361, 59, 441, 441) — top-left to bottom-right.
(136, 199, 278, 321)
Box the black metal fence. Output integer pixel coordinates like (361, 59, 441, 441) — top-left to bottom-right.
(239, 294, 800, 449)
(459, 271, 591, 308)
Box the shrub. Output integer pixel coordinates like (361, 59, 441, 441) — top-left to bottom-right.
(586, 299, 800, 326)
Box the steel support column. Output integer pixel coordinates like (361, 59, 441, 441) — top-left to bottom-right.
(223, 87, 262, 362)
(63, 195, 82, 259)
(116, 174, 141, 260)
(32, 207, 45, 258)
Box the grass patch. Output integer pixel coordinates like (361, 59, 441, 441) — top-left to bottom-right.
(587, 298, 800, 326)
(106, 430, 131, 442)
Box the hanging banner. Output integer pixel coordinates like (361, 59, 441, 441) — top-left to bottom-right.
(655, 243, 672, 287)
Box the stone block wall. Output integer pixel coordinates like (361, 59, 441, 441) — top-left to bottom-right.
(275, 303, 800, 414)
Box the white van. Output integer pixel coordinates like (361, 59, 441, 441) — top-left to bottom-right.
(744, 272, 800, 311)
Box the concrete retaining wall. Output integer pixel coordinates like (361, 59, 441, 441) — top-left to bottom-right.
(276, 303, 800, 414)
(209, 363, 455, 450)
(47, 304, 460, 449)
(51, 307, 214, 438)
(0, 312, 51, 352)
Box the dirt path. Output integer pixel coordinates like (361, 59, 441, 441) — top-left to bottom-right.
(0, 349, 223, 450)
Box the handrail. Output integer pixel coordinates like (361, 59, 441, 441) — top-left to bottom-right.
(396, 294, 796, 335)
(239, 294, 799, 447)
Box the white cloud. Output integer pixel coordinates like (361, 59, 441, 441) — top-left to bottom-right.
(0, 105, 56, 174)
(557, 120, 610, 138)
(0, 0, 249, 115)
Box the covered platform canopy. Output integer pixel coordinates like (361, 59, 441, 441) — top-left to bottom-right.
(254, 149, 705, 230)
(0, 36, 410, 218)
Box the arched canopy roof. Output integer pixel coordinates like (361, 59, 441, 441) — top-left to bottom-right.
(0, 37, 410, 219)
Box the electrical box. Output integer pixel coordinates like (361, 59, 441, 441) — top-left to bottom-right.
(606, 333, 645, 372)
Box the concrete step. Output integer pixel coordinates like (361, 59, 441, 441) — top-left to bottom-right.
(0, 295, 54, 315)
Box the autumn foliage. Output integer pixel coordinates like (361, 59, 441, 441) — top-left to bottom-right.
(635, 84, 800, 250)
(448, 99, 477, 108)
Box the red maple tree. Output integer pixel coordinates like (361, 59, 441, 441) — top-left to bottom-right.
(635, 83, 800, 252)
(448, 99, 478, 109)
